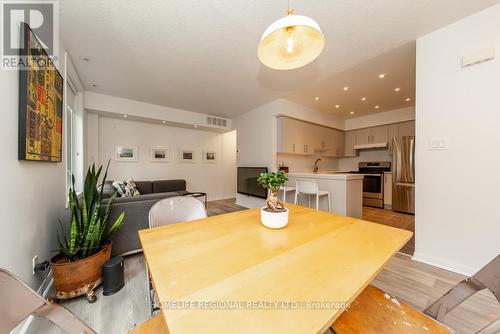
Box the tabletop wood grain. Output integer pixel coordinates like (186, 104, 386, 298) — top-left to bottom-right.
(139, 204, 412, 334)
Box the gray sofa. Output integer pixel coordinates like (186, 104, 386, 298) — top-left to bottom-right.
(101, 179, 189, 256)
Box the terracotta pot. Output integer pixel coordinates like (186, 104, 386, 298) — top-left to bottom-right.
(51, 242, 112, 302)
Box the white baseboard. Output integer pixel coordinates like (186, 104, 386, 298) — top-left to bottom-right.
(412, 252, 477, 277)
(11, 270, 53, 334)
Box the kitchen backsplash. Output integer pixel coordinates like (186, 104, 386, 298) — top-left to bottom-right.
(276, 153, 339, 172)
(337, 149, 392, 171)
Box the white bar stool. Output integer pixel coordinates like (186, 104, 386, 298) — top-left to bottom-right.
(294, 179, 331, 212)
(278, 185, 296, 203)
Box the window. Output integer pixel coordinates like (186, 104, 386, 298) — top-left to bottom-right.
(65, 78, 83, 199)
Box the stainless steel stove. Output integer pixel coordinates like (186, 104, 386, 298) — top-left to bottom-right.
(350, 162, 391, 208)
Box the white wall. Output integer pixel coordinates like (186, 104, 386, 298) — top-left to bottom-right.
(97, 116, 236, 200)
(344, 107, 415, 131)
(414, 4, 500, 275)
(85, 92, 231, 131)
(0, 40, 73, 289)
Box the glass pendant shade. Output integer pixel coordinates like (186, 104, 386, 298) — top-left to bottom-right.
(258, 14, 325, 70)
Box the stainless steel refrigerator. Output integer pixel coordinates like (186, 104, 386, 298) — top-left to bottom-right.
(392, 136, 415, 214)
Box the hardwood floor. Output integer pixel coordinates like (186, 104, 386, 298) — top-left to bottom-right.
(26, 200, 498, 334)
(363, 206, 415, 255)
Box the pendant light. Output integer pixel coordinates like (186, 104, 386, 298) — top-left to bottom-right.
(258, 0, 325, 70)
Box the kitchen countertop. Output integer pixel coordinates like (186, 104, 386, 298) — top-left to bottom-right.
(287, 172, 365, 180)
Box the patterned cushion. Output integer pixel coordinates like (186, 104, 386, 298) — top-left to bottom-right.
(112, 179, 141, 197)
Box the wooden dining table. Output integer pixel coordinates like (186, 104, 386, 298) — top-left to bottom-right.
(138, 204, 412, 334)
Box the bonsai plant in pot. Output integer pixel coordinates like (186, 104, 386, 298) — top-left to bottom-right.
(257, 171, 289, 229)
(51, 162, 125, 303)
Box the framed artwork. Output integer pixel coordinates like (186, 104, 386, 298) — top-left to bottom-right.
(150, 147, 170, 162)
(18, 23, 64, 162)
(203, 151, 217, 163)
(179, 150, 195, 163)
(115, 145, 138, 162)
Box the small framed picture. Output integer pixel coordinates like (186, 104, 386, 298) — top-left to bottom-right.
(179, 150, 195, 163)
(115, 145, 138, 162)
(203, 151, 217, 163)
(150, 147, 170, 162)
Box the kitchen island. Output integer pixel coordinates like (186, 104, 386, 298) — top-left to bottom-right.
(286, 172, 364, 218)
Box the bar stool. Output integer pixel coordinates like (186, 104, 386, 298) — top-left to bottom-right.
(278, 185, 296, 203)
(294, 179, 331, 212)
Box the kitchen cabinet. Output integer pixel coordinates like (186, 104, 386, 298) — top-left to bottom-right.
(325, 129, 345, 157)
(276, 117, 328, 155)
(387, 124, 399, 154)
(277, 117, 312, 155)
(398, 120, 415, 137)
(344, 131, 356, 157)
(355, 128, 372, 145)
(355, 126, 389, 144)
(371, 126, 389, 143)
(384, 172, 393, 207)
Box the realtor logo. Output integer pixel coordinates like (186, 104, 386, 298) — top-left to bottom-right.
(1, 1, 58, 69)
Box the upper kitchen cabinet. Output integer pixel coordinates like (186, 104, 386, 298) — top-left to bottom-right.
(355, 126, 389, 145)
(344, 131, 357, 157)
(388, 123, 399, 153)
(323, 128, 345, 157)
(371, 126, 389, 143)
(398, 120, 415, 137)
(355, 128, 372, 145)
(277, 116, 344, 157)
(277, 117, 316, 155)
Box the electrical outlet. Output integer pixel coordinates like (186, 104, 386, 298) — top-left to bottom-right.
(32, 255, 38, 275)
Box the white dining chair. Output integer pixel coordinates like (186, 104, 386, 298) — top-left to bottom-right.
(294, 179, 331, 212)
(147, 196, 207, 314)
(148, 196, 207, 228)
(278, 185, 296, 203)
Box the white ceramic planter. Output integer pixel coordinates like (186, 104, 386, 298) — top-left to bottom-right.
(260, 207, 289, 229)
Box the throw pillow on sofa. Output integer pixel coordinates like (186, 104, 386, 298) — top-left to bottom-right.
(124, 179, 141, 196)
(112, 179, 141, 197)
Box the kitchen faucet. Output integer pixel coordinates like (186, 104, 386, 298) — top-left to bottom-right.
(313, 158, 322, 173)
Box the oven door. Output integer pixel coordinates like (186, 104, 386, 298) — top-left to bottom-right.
(363, 174, 383, 199)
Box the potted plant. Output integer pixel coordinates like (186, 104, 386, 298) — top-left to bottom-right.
(257, 171, 289, 229)
(51, 162, 125, 303)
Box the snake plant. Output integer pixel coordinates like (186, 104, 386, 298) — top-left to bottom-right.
(57, 161, 125, 262)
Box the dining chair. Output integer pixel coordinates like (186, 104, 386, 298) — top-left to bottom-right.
(128, 314, 168, 334)
(149, 196, 207, 228)
(294, 179, 331, 212)
(147, 196, 208, 315)
(331, 254, 500, 334)
(278, 185, 296, 203)
(0, 268, 96, 334)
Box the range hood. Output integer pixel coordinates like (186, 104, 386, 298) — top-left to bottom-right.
(354, 142, 388, 150)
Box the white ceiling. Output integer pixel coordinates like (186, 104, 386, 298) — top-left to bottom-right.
(286, 42, 416, 118)
(59, 0, 500, 118)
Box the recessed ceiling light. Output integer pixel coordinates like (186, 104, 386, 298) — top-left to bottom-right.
(350, 111, 355, 115)
(123, 114, 128, 118)
(361, 97, 367, 101)
(335, 105, 340, 109)
(378, 73, 386, 79)
(314, 96, 320, 101)
(406, 98, 411, 102)
(194, 125, 198, 128)
(395, 88, 401, 92)
(162, 120, 166, 124)
(343, 86, 349, 91)
(374, 105, 380, 109)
